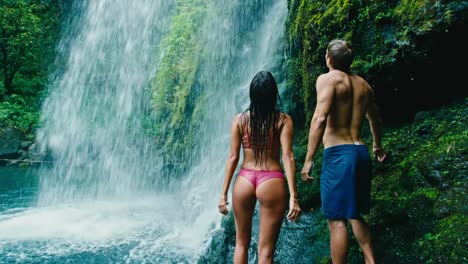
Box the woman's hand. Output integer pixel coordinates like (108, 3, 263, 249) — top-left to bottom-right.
(218, 195, 229, 215)
(286, 198, 301, 221)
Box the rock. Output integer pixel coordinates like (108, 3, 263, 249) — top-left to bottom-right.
(432, 159, 442, 169)
(414, 111, 430, 122)
(27, 143, 44, 161)
(428, 170, 442, 183)
(20, 141, 33, 150)
(395, 143, 407, 151)
(416, 124, 432, 136)
(0, 127, 22, 156)
(17, 149, 29, 159)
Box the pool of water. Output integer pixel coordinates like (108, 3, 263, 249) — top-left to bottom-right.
(0, 167, 330, 263)
(0, 167, 217, 263)
(0, 167, 39, 213)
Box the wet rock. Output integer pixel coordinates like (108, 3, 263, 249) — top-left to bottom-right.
(416, 123, 432, 136)
(20, 141, 33, 150)
(17, 149, 29, 159)
(27, 143, 44, 161)
(0, 127, 21, 156)
(414, 111, 430, 122)
(428, 170, 442, 183)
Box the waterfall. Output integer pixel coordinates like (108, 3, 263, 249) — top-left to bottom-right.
(0, 0, 288, 262)
(36, 0, 173, 203)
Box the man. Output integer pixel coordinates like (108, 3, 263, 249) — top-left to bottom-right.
(301, 39, 387, 264)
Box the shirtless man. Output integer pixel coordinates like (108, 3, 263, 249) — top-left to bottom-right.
(300, 40, 387, 264)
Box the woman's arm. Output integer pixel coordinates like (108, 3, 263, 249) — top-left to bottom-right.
(280, 115, 301, 221)
(218, 114, 242, 215)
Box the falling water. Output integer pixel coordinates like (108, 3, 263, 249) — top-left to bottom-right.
(36, 0, 173, 203)
(0, 0, 289, 262)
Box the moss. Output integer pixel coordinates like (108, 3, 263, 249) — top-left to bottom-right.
(285, 0, 467, 124)
(150, 0, 207, 172)
(416, 214, 468, 263)
(0, 94, 41, 140)
(366, 102, 467, 262)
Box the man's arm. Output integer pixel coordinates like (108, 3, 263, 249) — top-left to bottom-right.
(365, 87, 386, 162)
(301, 74, 335, 181)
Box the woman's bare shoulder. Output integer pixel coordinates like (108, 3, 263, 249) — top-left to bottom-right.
(278, 112, 293, 130)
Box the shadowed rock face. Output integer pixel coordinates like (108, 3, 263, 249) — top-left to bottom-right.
(0, 128, 21, 157)
(284, 0, 468, 126)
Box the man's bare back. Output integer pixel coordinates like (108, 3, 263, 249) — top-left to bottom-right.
(300, 69, 385, 166)
(320, 70, 375, 148)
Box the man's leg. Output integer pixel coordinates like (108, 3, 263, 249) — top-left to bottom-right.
(328, 220, 348, 264)
(349, 219, 375, 264)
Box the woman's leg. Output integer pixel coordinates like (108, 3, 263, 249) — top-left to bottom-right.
(256, 179, 287, 264)
(232, 177, 257, 264)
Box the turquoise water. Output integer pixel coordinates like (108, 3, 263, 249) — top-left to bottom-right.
(0, 168, 214, 263)
(0, 168, 330, 263)
(0, 167, 38, 213)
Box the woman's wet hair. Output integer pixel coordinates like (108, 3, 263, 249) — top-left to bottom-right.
(241, 71, 283, 165)
(327, 39, 354, 72)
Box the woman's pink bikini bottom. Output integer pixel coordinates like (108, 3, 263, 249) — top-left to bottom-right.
(238, 168, 284, 189)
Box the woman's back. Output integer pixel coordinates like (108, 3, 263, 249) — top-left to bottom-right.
(238, 111, 287, 171)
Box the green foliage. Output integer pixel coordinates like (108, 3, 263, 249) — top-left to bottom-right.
(0, 0, 60, 96)
(0, 0, 62, 139)
(0, 0, 41, 94)
(0, 94, 40, 140)
(415, 214, 468, 263)
(364, 102, 467, 262)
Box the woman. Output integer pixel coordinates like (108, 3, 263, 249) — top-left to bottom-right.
(218, 71, 301, 264)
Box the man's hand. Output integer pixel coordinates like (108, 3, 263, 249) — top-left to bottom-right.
(301, 161, 314, 182)
(373, 147, 387, 163)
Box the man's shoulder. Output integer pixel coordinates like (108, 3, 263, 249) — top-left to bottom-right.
(350, 73, 368, 83)
(318, 70, 349, 83)
(316, 71, 347, 92)
(349, 74, 372, 91)
(317, 72, 337, 88)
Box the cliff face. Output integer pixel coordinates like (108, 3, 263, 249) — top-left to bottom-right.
(285, 0, 468, 124)
(285, 1, 467, 262)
